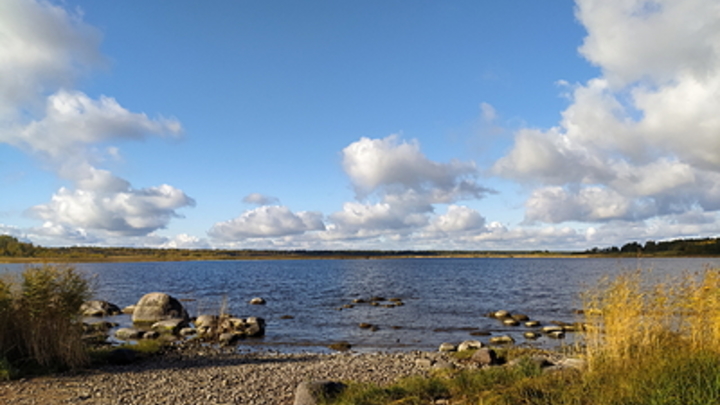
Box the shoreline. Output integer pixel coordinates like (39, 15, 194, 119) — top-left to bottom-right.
(0, 348, 459, 405)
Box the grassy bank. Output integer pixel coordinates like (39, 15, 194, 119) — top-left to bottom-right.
(327, 269, 720, 405)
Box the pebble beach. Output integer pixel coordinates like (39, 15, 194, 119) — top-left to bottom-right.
(0, 348, 446, 405)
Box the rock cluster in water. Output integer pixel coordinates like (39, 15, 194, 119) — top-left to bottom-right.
(81, 293, 266, 347)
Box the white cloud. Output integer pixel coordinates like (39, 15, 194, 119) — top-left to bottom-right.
(431, 205, 486, 233)
(0, 0, 193, 243)
(242, 193, 280, 206)
(208, 206, 325, 241)
(342, 135, 489, 204)
(209, 135, 495, 247)
(160, 233, 211, 249)
(27, 184, 195, 237)
(0, 0, 104, 118)
(493, 0, 720, 239)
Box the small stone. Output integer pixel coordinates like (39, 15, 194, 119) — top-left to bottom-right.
(249, 297, 266, 305)
(524, 332, 541, 339)
(489, 335, 515, 345)
(457, 340, 483, 352)
(438, 342, 457, 352)
(328, 341, 352, 351)
(415, 358, 433, 368)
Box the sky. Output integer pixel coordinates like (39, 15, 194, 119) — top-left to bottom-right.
(1, 0, 719, 251)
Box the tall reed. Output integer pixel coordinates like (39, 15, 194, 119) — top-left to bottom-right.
(0, 265, 91, 374)
(580, 268, 720, 404)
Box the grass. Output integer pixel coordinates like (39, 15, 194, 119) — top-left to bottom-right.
(326, 268, 720, 405)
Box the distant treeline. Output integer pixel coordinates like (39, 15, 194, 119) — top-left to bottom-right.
(3, 234, 720, 262)
(585, 237, 720, 257)
(0, 235, 546, 262)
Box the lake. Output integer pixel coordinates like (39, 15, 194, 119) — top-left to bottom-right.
(3, 257, 720, 353)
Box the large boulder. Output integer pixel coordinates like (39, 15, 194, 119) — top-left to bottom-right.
(294, 381, 346, 405)
(132, 292, 189, 325)
(81, 300, 121, 317)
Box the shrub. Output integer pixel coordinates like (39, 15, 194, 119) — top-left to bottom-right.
(0, 265, 91, 374)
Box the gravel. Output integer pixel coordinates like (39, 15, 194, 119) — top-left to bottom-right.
(0, 347, 456, 405)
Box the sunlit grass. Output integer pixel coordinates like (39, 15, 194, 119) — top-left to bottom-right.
(327, 268, 720, 405)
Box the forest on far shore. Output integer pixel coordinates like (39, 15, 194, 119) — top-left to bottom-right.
(1, 234, 720, 262)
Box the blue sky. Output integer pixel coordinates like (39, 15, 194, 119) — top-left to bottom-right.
(2, 0, 719, 250)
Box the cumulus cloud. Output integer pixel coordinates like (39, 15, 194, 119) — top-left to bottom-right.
(160, 234, 211, 249)
(494, 0, 720, 234)
(242, 193, 280, 206)
(317, 135, 494, 241)
(0, 0, 193, 243)
(0, 0, 104, 118)
(208, 206, 325, 241)
(342, 135, 490, 203)
(209, 135, 495, 247)
(431, 205, 487, 233)
(27, 185, 195, 237)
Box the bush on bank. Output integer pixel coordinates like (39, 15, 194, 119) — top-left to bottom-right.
(0, 265, 91, 378)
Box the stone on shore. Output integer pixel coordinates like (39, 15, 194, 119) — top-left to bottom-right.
(458, 340, 483, 352)
(294, 381, 347, 405)
(438, 342, 457, 352)
(132, 292, 189, 325)
(470, 348, 498, 366)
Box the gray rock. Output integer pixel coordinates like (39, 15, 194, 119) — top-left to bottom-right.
(438, 342, 457, 352)
(294, 380, 346, 405)
(219, 332, 242, 346)
(249, 297, 266, 305)
(415, 358, 433, 368)
(122, 305, 135, 315)
(457, 340, 483, 352)
(548, 330, 566, 339)
(152, 318, 189, 335)
(194, 314, 218, 328)
(470, 348, 498, 366)
(432, 360, 455, 370)
(489, 335, 515, 345)
(81, 300, 121, 317)
(132, 292, 189, 325)
(142, 330, 160, 339)
(244, 317, 266, 337)
(541, 325, 564, 334)
(115, 327, 143, 340)
(511, 313, 530, 322)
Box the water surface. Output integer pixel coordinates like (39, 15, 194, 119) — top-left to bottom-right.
(3, 257, 718, 352)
